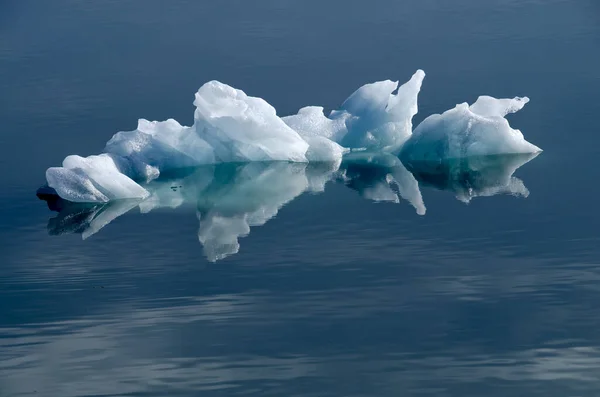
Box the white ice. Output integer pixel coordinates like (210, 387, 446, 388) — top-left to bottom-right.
(282, 106, 349, 142)
(105, 119, 214, 181)
(335, 70, 425, 151)
(193, 81, 309, 163)
(46, 154, 150, 203)
(44, 70, 541, 203)
(400, 96, 541, 161)
(282, 70, 425, 152)
(281, 106, 349, 162)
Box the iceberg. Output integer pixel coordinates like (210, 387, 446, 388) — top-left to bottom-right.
(46, 81, 351, 203)
(400, 96, 541, 161)
(46, 154, 150, 203)
(336, 70, 425, 151)
(42, 69, 541, 203)
(282, 69, 425, 152)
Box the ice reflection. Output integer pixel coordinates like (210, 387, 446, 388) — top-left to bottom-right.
(38, 153, 538, 261)
(402, 153, 539, 203)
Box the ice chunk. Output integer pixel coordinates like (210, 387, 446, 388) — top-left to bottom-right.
(334, 70, 425, 151)
(45, 167, 110, 203)
(44, 73, 425, 202)
(62, 154, 149, 200)
(46, 81, 318, 203)
(193, 81, 309, 163)
(106, 119, 215, 180)
(302, 135, 348, 162)
(281, 70, 424, 153)
(46, 154, 149, 203)
(283, 106, 349, 142)
(43, 70, 542, 204)
(282, 107, 349, 162)
(401, 96, 541, 161)
(469, 96, 529, 118)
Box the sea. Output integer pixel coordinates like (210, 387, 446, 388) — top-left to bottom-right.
(1, 1, 600, 396)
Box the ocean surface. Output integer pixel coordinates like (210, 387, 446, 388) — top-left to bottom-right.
(1, 1, 600, 396)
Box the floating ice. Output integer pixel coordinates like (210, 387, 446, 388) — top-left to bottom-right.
(192, 81, 310, 163)
(336, 70, 425, 151)
(105, 119, 214, 181)
(282, 71, 425, 152)
(282, 106, 349, 142)
(43, 70, 541, 203)
(46, 81, 348, 202)
(400, 96, 541, 161)
(46, 154, 150, 203)
(281, 106, 349, 162)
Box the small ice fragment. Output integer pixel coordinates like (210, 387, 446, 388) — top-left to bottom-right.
(401, 96, 541, 161)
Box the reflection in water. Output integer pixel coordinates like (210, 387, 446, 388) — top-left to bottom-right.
(401, 153, 539, 203)
(38, 153, 538, 261)
(340, 152, 426, 215)
(41, 195, 142, 240)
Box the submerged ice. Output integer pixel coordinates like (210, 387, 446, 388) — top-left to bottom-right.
(43, 69, 541, 203)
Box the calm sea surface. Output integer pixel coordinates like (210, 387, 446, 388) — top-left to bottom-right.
(1, 1, 600, 396)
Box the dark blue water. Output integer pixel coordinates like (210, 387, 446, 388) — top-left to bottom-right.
(1, 1, 600, 395)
